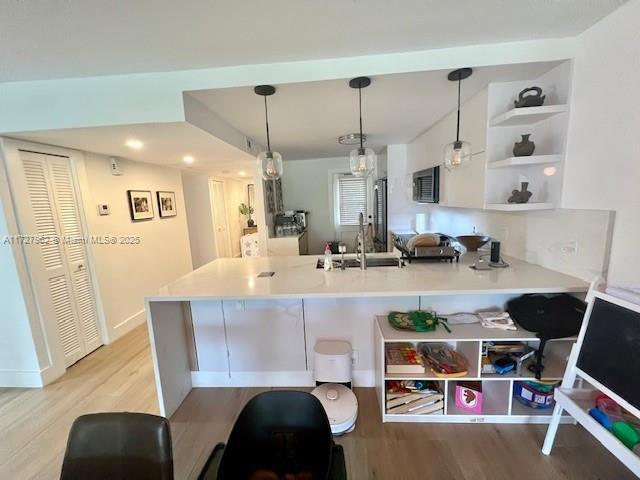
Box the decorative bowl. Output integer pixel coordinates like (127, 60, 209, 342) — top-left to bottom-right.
(456, 235, 491, 252)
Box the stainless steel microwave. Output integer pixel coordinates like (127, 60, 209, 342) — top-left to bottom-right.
(413, 166, 440, 203)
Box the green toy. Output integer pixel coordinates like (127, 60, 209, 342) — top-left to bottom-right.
(388, 311, 451, 333)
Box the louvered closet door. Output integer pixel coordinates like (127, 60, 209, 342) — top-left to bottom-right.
(20, 151, 101, 367)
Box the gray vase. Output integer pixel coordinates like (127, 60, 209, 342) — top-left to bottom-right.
(513, 134, 535, 157)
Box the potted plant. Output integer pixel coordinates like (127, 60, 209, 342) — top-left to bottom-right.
(239, 203, 255, 227)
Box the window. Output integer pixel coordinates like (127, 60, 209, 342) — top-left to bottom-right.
(334, 174, 368, 226)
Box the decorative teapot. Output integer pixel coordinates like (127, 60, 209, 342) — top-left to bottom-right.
(514, 87, 546, 108)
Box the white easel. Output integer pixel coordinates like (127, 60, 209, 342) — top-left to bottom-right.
(542, 287, 640, 476)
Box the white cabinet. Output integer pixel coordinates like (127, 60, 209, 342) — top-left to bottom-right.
(223, 299, 306, 372)
(191, 301, 228, 371)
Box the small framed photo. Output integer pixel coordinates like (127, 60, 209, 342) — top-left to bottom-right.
(127, 190, 154, 221)
(157, 191, 177, 218)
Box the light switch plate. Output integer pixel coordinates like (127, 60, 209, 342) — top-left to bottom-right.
(98, 204, 110, 215)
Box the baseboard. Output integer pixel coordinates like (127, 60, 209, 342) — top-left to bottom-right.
(110, 309, 146, 342)
(191, 369, 375, 388)
(0, 369, 44, 388)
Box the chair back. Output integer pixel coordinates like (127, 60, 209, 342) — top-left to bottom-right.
(60, 412, 173, 480)
(218, 391, 333, 480)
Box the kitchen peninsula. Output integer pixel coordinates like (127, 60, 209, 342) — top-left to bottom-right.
(146, 254, 587, 421)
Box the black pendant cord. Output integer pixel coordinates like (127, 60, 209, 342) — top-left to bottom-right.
(263, 95, 271, 152)
(358, 86, 364, 150)
(456, 77, 461, 143)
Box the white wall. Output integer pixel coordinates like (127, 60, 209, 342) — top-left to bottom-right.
(0, 195, 42, 386)
(79, 154, 193, 341)
(281, 157, 352, 254)
(562, 0, 640, 288)
(183, 173, 250, 267)
(182, 173, 216, 269)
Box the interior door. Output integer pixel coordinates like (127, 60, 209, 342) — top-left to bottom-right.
(210, 180, 231, 258)
(12, 150, 102, 367)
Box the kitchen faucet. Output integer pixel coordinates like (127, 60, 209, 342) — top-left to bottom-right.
(357, 212, 367, 270)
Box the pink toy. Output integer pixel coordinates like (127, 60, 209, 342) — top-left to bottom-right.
(455, 381, 483, 414)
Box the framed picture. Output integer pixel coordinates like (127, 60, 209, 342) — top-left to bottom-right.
(157, 191, 177, 218)
(127, 190, 154, 221)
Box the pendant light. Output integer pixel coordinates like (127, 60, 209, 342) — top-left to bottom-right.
(255, 85, 283, 180)
(348, 77, 376, 178)
(443, 68, 473, 171)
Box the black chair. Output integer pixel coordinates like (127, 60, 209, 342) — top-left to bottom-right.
(60, 412, 173, 480)
(507, 294, 587, 379)
(199, 390, 347, 480)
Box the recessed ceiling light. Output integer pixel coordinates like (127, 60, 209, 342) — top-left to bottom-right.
(183, 155, 195, 164)
(238, 171, 246, 176)
(125, 139, 144, 150)
(544, 166, 557, 176)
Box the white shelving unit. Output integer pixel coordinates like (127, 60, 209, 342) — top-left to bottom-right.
(485, 202, 556, 211)
(489, 104, 569, 127)
(483, 61, 572, 211)
(487, 154, 562, 169)
(374, 316, 575, 424)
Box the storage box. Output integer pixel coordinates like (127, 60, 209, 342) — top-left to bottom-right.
(455, 381, 483, 414)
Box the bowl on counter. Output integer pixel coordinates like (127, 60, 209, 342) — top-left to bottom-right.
(456, 235, 491, 252)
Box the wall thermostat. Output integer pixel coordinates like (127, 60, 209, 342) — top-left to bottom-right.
(109, 157, 123, 176)
(98, 204, 110, 215)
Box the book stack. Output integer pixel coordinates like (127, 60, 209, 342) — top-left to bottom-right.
(385, 343, 425, 374)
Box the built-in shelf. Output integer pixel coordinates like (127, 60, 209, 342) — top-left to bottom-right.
(485, 202, 556, 211)
(487, 154, 562, 169)
(490, 104, 569, 127)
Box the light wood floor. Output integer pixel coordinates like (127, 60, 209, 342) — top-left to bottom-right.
(0, 325, 634, 480)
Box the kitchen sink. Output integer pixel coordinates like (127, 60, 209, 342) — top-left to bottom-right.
(316, 257, 403, 269)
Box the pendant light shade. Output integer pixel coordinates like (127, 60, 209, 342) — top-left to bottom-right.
(443, 68, 473, 171)
(348, 77, 376, 178)
(254, 85, 283, 180)
(443, 140, 472, 171)
(349, 147, 376, 178)
(257, 150, 283, 180)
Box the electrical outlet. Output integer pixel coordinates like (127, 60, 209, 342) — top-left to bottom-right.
(351, 349, 359, 366)
(561, 240, 579, 256)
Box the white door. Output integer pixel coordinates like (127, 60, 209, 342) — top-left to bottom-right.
(11, 150, 102, 367)
(210, 180, 231, 258)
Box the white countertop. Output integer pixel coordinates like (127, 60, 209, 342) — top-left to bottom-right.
(148, 253, 588, 302)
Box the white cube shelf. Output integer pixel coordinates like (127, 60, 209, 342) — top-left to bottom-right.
(374, 316, 574, 424)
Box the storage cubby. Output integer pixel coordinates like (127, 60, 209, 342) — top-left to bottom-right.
(480, 339, 573, 381)
(383, 340, 480, 380)
(374, 315, 576, 424)
(446, 380, 511, 416)
(384, 379, 446, 416)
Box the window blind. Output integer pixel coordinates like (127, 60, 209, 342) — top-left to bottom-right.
(337, 175, 367, 226)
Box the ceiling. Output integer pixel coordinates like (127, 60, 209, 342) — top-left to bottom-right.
(0, 0, 626, 82)
(189, 62, 561, 159)
(10, 122, 255, 179)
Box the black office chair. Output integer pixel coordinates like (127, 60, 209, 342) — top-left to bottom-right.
(60, 412, 173, 480)
(199, 390, 347, 480)
(507, 294, 586, 379)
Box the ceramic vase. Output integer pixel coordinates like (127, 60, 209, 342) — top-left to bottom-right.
(513, 134, 535, 157)
(508, 182, 533, 204)
(514, 86, 546, 108)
